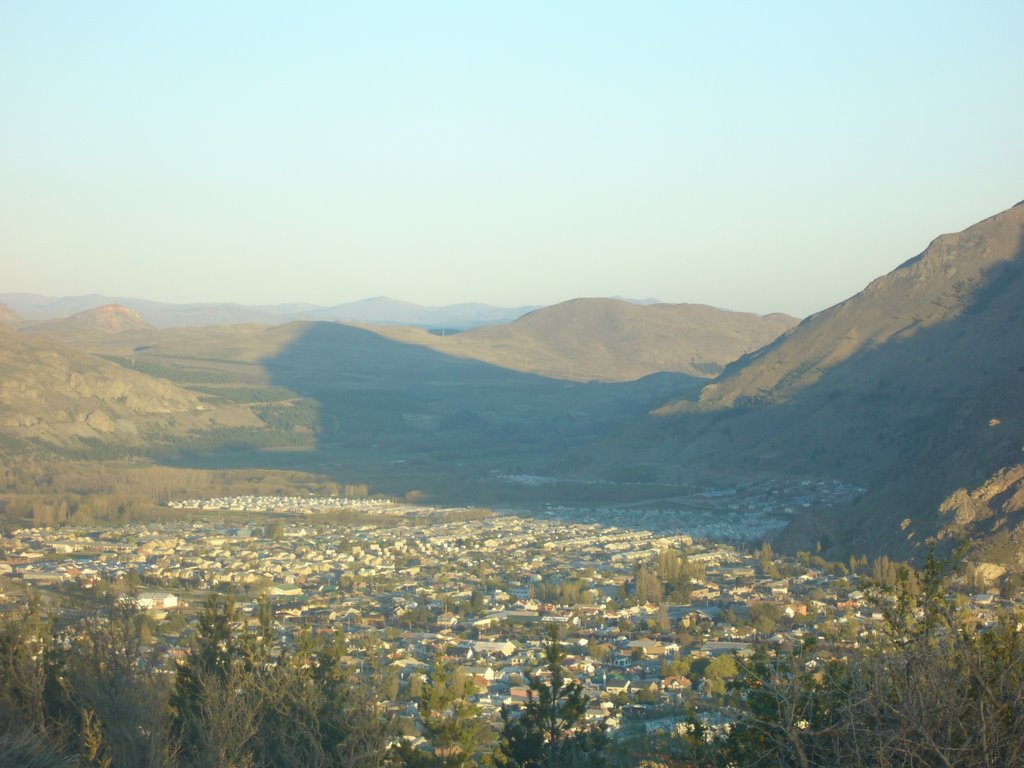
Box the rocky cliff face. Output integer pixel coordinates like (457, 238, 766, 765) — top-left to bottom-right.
(938, 465, 1024, 568)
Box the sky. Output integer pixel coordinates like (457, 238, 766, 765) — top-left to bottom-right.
(2, 2, 1022, 318)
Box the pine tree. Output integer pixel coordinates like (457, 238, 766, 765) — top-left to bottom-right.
(759, 541, 776, 576)
(496, 628, 606, 768)
(416, 654, 485, 768)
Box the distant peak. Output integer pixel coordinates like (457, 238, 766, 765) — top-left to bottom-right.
(91, 303, 141, 316)
(65, 303, 151, 332)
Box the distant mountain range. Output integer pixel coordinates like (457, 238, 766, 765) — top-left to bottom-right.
(13, 297, 797, 385)
(5, 294, 789, 459)
(4, 201, 1024, 568)
(0, 293, 538, 330)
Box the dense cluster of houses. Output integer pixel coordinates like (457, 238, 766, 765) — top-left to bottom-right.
(0, 503, 1011, 738)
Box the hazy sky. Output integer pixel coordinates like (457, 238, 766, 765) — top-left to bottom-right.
(2, 2, 1021, 317)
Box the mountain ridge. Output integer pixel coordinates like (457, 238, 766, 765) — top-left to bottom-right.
(369, 298, 798, 382)
(673, 204, 1024, 413)
(0, 293, 538, 330)
(642, 201, 1024, 561)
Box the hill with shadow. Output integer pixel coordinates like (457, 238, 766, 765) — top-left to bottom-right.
(636, 201, 1024, 561)
(75, 319, 701, 504)
(249, 322, 703, 501)
(371, 298, 797, 382)
(3, 308, 708, 505)
(0, 326, 264, 454)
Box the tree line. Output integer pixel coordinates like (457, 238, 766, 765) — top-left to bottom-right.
(0, 457, 355, 529)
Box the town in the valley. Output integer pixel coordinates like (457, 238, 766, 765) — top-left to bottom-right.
(0, 487, 1012, 748)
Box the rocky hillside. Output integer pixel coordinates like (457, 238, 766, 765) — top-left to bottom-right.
(0, 327, 261, 450)
(372, 298, 798, 382)
(674, 202, 1024, 412)
(937, 464, 1024, 569)
(646, 201, 1024, 561)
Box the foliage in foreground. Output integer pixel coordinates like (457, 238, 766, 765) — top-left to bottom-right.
(3, 555, 1024, 767)
(0, 595, 391, 768)
(494, 629, 607, 768)
(665, 555, 1024, 768)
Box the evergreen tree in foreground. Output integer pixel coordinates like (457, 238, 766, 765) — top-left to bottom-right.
(496, 627, 606, 768)
(394, 652, 487, 768)
(170, 592, 392, 768)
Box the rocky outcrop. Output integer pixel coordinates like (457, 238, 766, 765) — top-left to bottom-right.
(937, 465, 1024, 568)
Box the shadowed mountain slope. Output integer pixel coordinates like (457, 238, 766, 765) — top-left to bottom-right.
(371, 298, 798, 382)
(259, 322, 702, 464)
(645, 202, 1024, 560)
(121, 320, 703, 503)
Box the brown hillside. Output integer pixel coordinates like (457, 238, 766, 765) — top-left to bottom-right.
(0, 304, 21, 327)
(25, 303, 154, 338)
(372, 298, 797, 382)
(0, 327, 262, 449)
(647, 202, 1024, 561)
(672, 202, 1024, 412)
